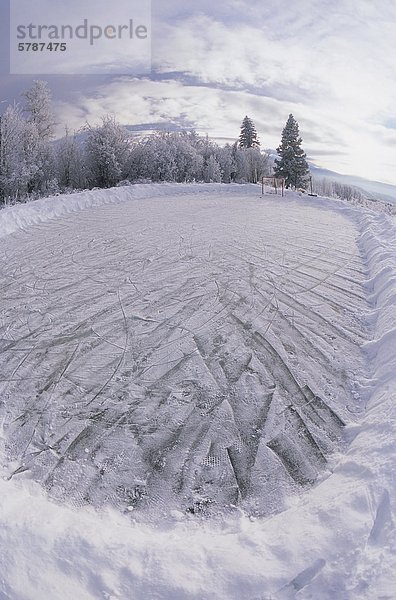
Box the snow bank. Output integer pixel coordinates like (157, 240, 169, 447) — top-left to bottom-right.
(0, 183, 244, 240)
(1, 183, 394, 242)
(353, 210, 396, 497)
(0, 185, 395, 599)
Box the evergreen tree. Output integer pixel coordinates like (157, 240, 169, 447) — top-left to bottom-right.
(238, 116, 260, 148)
(274, 114, 309, 188)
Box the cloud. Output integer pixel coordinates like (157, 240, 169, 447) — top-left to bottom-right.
(383, 118, 396, 130)
(153, 16, 323, 100)
(148, 0, 396, 183)
(54, 62, 396, 183)
(10, 0, 151, 75)
(3, 0, 396, 184)
(152, 4, 396, 119)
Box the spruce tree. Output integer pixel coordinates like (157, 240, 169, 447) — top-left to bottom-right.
(274, 114, 309, 188)
(238, 116, 260, 148)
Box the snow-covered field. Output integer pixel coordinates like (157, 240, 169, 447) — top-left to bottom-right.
(0, 184, 394, 599)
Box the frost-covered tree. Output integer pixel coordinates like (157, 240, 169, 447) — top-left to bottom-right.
(173, 135, 203, 182)
(311, 177, 364, 201)
(56, 128, 86, 190)
(23, 80, 56, 141)
(232, 145, 269, 183)
(239, 116, 260, 148)
(22, 80, 57, 194)
(85, 116, 131, 188)
(244, 147, 269, 183)
(0, 104, 40, 200)
(128, 132, 204, 183)
(217, 144, 236, 183)
(131, 133, 178, 182)
(274, 114, 309, 188)
(203, 154, 222, 183)
(0, 105, 24, 199)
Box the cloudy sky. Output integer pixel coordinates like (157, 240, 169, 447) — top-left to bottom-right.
(1, 0, 396, 185)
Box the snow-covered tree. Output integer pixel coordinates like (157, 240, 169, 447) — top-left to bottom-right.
(132, 133, 178, 182)
(245, 147, 269, 183)
(311, 177, 364, 201)
(22, 80, 57, 194)
(23, 80, 56, 141)
(239, 116, 260, 148)
(128, 132, 204, 183)
(56, 128, 86, 190)
(232, 145, 269, 183)
(217, 144, 236, 183)
(203, 154, 222, 183)
(0, 104, 40, 200)
(85, 116, 131, 188)
(0, 105, 24, 199)
(173, 135, 203, 182)
(274, 114, 309, 189)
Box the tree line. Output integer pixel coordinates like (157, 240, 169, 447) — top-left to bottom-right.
(1, 80, 360, 205)
(0, 81, 272, 203)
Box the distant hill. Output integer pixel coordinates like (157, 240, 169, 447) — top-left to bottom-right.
(309, 165, 396, 205)
(264, 150, 396, 204)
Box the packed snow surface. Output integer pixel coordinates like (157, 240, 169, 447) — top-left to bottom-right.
(0, 184, 394, 599)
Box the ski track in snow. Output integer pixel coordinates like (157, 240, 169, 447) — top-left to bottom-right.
(0, 184, 394, 599)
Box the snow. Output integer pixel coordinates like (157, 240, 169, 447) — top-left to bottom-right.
(0, 183, 395, 599)
(0, 183, 230, 240)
